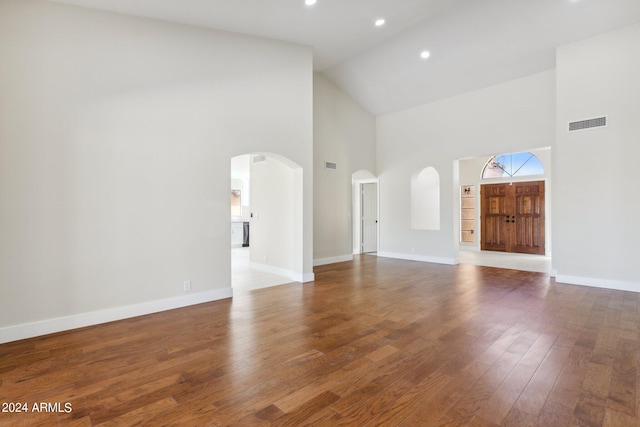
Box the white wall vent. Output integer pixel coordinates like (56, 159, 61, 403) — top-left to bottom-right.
(325, 161, 337, 170)
(568, 116, 607, 132)
(253, 154, 266, 164)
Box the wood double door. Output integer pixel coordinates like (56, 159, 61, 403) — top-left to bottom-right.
(481, 181, 545, 255)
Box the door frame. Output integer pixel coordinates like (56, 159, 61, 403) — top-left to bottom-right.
(230, 152, 305, 287)
(352, 175, 379, 255)
(360, 182, 378, 253)
(479, 179, 549, 255)
(454, 152, 552, 267)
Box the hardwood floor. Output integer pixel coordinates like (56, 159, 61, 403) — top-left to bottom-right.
(1, 255, 638, 426)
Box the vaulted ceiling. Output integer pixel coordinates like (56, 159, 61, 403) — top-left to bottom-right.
(51, 0, 640, 115)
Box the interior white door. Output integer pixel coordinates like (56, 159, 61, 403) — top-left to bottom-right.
(361, 183, 378, 253)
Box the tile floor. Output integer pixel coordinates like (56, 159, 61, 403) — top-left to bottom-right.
(231, 247, 294, 291)
(457, 248, 551, 273)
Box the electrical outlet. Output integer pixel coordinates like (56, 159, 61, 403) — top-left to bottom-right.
(183, 280, 191, 292)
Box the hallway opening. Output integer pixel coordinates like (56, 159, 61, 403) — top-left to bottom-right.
(230, 153, 303, 291)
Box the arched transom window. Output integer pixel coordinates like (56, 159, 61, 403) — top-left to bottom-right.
(482, 151, 544, 179)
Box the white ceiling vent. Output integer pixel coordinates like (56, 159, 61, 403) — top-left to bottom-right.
(568, 116, 607, 132)
(325, 161, 337, 170)
(253, 154, 266, 164)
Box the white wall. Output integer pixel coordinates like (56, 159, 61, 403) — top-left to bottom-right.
(554, 23, 640, 290)
(313, 73, 376, 264)
(0, 0, 313, 342)
(376, 70, 556, 264)
(249, 155, 295, 276)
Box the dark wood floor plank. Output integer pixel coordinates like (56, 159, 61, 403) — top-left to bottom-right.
(93, 396, 178, 426)
(270, 391, 340, 427)
(398, 359, 489, 426)
(603, 407, 637, 426)
(272, 357, 372, 413)
(477, 330, 557, 424)
(543, 344, 591, 412)
(513, 346, 572, 416)
(607, 338, 637, 416)
(366, 371, 451, 426)
(1, 255, 639, 426)
(537, 399, 573, 427)
(446, 348, 523, 425)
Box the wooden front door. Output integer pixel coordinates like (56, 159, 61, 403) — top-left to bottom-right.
(481, 181, 545, 255)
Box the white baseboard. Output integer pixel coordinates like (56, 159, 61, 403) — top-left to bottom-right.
(0, 288, 233, 345)
(555, 274, 640, 293)
(458, 244, 480, 251)
(250, 262, 296, 281)
(314, 255, 353, 266)
(249, 263, 314, 283)
(377, 251, 456, 265)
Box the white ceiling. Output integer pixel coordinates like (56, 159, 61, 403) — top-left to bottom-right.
(51, 0, 640, 115)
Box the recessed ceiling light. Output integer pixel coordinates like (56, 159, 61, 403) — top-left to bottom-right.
(375, 18, 386, 27)
(420, 50, 431, 59)
(305, 0, 316, 5)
